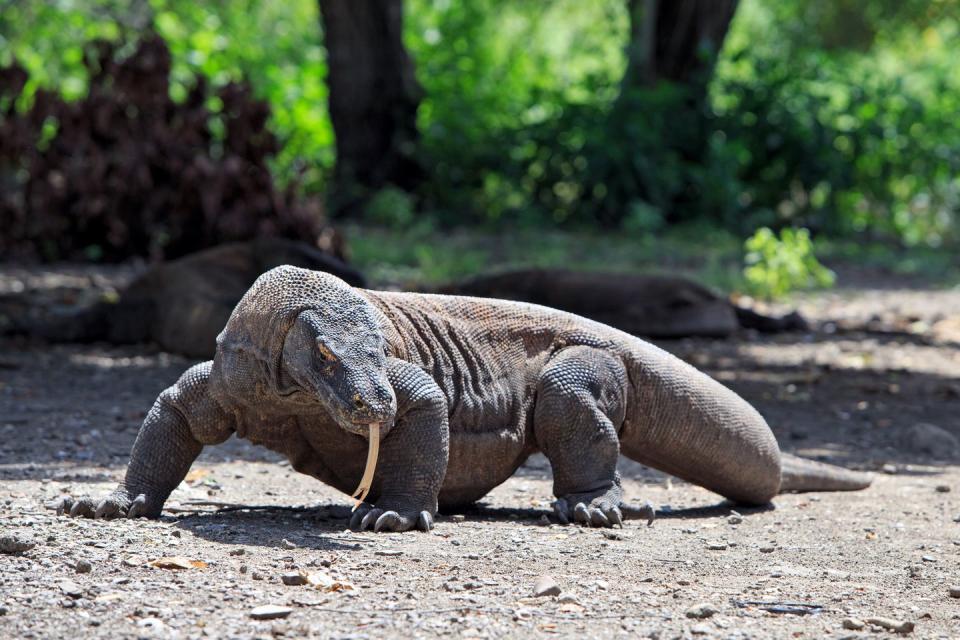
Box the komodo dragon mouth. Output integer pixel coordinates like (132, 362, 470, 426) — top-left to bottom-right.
(351, 422, 380, 510)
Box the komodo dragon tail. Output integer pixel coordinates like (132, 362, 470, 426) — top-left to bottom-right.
(778, 453, 872, 493)
(612, 338, 872, 508)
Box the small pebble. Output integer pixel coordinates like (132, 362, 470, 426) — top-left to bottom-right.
(58, 580, 83, 598)
(921, 555, 936, 563)
(759, 546, 776, 553)
(229, 549, 245, 556)
(0, 535, 36, 554)
(727, 515, 743, 525)
(935, 485, 951, 493)
(532, 575, 561, 597)
(706, 542, 727, 551)
(280, 539, 297, 550)
(842, 618, 865, 630)
(374, 549, 403, 557)
(685, 603, 719, 619)
(250, 605, 293, 620)
(252, 571, 265, 581)
(451, 514, 466, 522)
(75, 559, 92, 574)
(281, 571, 308, 586)
(948, 586, 960, 599)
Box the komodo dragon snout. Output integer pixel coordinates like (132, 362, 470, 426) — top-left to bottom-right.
(280, 308, 396, 436)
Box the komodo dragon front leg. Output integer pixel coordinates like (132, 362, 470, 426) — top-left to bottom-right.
(57, 362, 234, 518)
(534, 346, 648, 527)
(349, 358, 450, 532)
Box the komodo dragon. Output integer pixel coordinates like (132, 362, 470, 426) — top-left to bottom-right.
(29, 238, 365, 358)
(57, 267, 870, 532)
(439, 269, 807, 338)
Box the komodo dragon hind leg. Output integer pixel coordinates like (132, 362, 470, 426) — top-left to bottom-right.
(534, 346, 632, 528)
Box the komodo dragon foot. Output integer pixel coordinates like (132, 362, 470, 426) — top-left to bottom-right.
(552, 483, 625, 527)
(49, 487, 160, 519)
(349, 503, 434, 532)
(552, 492, 656, 528)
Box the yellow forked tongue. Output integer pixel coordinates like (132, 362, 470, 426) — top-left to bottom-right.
(351, 422, 380, 511)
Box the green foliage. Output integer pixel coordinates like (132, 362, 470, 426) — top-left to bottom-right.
(2, 0, 959, 248)
(150, 0, 332, 191)
(406, 0, 630, 225)
(0, 0, 331, 191)
(742, 228, 835, 299)
(714, 0, 960, 246)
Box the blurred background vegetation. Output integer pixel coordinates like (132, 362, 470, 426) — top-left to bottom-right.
(1, 0, 958, 293)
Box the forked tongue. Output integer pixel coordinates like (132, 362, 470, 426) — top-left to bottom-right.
(351, 422, 381, 511)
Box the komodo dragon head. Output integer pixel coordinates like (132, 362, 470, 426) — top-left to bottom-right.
(279, 306, 396, 434)
(218, 266, 397, 437)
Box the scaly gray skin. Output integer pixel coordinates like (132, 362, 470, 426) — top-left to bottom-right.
(57, 267, 871, 532)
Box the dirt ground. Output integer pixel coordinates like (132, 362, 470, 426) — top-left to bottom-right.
(1, 265, 959, 639)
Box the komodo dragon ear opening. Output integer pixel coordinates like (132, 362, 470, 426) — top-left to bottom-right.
(351, 422, 380, 510)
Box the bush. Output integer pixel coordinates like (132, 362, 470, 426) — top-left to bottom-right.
(0, 35, 336, 262)
(714, 1, 960, 246)
(742, 227, 835, 299)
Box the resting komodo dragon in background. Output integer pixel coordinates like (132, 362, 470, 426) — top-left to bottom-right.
(439, 269, 808, 338)
(58, 267, 871, 532)
(26, 237, 365, 358)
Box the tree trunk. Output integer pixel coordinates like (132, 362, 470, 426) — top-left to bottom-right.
(611, 0, 740, 224)
(319, 0, 422, 218)
(622, 0, 738, 91)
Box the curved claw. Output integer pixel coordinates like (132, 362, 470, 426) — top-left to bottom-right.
(617, 500, 655, 526)
(69, 499, 95, 518)
(50, 496, 73, 516)
(417, 511, 433, 532)
(373, 511, 407, 532)
(609, 506, 623, 528)
(552, 499, 570, 525)
(126, 494, 147, 519)
(95, 498, 123, 519)
(573, 502, 591, 525)
(349, 504, 373, 530)
(589, 507, 610, 528)
(361, 508, 385, 531)
(641, 501, 655, 526)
